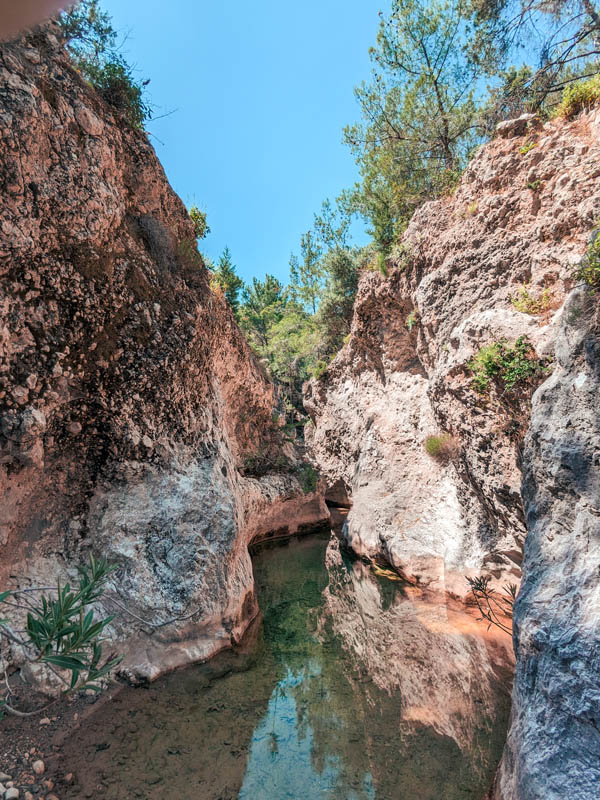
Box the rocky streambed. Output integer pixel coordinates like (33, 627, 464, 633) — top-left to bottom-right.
(1, 530, 514, 800)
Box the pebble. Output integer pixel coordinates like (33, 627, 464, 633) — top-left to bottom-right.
(5, 788, 19, 799)
(24, 794, 34, 800)
(32, 760, 45, 776)
(0, 775, 10, 782)
(39, 717, 51, 726)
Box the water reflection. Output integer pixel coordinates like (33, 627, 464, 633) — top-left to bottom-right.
(60, 532, 512, 800)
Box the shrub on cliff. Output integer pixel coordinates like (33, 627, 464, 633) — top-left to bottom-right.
(510, 284, 552, 315)
(59, 0, 151, 129)
(554, 74, 600, 120)
(189, 206, 211, 240)
(468, 336, 549, 395)
(576, 231, 600, 289)
(424, 433, 459, 464)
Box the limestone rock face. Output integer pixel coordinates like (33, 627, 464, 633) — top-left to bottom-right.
(495, 287, 600, 799)
(305, 105, 600, 599)
(0, 26, 327, 683)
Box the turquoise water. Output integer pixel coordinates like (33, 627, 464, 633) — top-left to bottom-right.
(62, 532, 513, 799)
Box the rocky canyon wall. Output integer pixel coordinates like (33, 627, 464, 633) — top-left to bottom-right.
(0, 25, 328, 684)
(306, 108, 600, 598)
(305, 107, 600, 798)
(495, 284, 600, 797)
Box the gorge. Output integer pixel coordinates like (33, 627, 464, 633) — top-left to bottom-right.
(1, 9, 599, 800)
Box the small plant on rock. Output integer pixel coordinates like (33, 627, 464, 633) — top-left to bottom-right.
(511, 284, 551, 315)
(424, 433, 458, 464)
(519, 140, 536, 155)
(0, 555, 122, 716)
(189, 206, 210, 240)
(405, 310, 418, 331)
(468, 336, 549, 395)
(553, 74, 600, 119)
(466, 575, 517, 636)
(575, 231, 600, 290)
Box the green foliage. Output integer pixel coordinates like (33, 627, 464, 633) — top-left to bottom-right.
(527, 180, 541, 192)
(470, 0, 600, 120)
(296, 463, 319, 494)
(554, 74, 600, 119)
(405, 310, 418, 331)
(312, 198, 352, 250)
(289, 231, 324, 314)
(267, 308, 324, 393)
(424, 433, 458, 463)
(59, 1, 151, 128)
(189, 206, 210, 240)
(576, 231, 600, 288)
(211, 247, 244, 314)
(468, 336, 549, 394)
(315, 247, 361, 355)
(343, 0, 485, 251)
(239, 275, 288, 349)
(519, 140, 536, 155)
(0, 556, 122, 705)
(311, 360, 329, 380)
(466, 575, 516, 636)
(238, 244, 363, 415)
(511, 285, 551, 314)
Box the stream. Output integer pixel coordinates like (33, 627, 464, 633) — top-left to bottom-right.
(61, 531, 513, 799)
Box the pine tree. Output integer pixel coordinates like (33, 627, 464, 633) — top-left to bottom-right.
(212, 247, 244, 314)
(289, 231, 324, 314)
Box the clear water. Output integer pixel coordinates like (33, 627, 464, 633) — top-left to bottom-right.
(62, 532, 513, 799)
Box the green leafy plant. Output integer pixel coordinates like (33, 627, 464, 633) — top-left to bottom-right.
(553, 74, 600, 120)
(189, 206, 210, 240)
(424, 433, 458, 464)
(511, 285, 551, 314)
(0, 556, 122, 713)
(311, 360, 329, 380)
(526, 179, 541, 192)
(296, 463, 319, 494)
(468, 336, 549, 394)
(467, 201, 478, 216)
(466, 575, 517, 636)
(575, 232, 600, 289)
(519, 140, 536, 155)
(405, 310, 418, 331)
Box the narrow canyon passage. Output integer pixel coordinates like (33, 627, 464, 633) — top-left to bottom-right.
(56, 532, 513, 799)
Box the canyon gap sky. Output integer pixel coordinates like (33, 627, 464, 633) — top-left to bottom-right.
(101, 0, 381, 283)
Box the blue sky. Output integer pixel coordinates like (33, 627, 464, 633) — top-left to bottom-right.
(101, 0, 381, 284)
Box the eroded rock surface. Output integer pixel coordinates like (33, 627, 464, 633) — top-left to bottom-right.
(496, 286, 600, 799)
(305, 106, 600, 597)
(0, 25, 327, 683)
